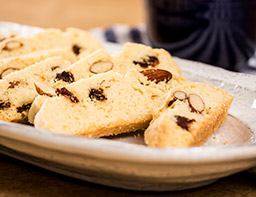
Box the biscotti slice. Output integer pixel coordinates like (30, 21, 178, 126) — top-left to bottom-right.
(30, 43, 185, 124)
(0, 57, 71, 122)
(0, 47, 80, 79)
(28, 94, 51, 124)
(34, 69, 189, 137)
(50, 43, 183, 88)
(144, 83, 233, 147)
(29, 47, 188, 124)
(0, 27, 102, 59)
(49, 49, 112, 88)
(112, 42, 181, 77)
(28, 49, 111, 124)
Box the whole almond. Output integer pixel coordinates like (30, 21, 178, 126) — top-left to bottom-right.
(188, 93, 205, 113)
(140, 69, 172, 84)
(2, 40, 23, 51)
(0, 67, 19, 79)
(89, 61, 113, 74)
(173, 90, 187, 101)
(34, 82, 56, 97)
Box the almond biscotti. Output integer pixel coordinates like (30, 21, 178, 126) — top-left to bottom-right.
(0, 57, 71, 122)
(144, 83, 233, 147)
(49, 49, 112, 89)
(0, 47, 80, 79)
(0, 27, 102, 59)
(50, 42, 182, 88)
(28, 43, 185, 123)
(28, 49, 111, 124)
(28, 94, 50, 124)
(34, 69, 189, 137)
(112, 42, 181, 76)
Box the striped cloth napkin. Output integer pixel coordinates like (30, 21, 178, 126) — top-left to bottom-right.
(89, 24, 256, 74)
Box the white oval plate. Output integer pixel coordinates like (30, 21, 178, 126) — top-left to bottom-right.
(0, 22, 256, 191)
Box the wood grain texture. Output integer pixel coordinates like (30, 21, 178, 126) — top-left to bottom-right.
(1, 154, 256, 197)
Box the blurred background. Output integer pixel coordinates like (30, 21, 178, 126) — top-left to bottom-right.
(0, 0, 144, 29)
(0, 0, 256, 72)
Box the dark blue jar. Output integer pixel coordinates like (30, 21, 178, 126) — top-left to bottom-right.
(145, 0, 256, 71)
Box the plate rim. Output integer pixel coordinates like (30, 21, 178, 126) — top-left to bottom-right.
(1, 120, 256, 164)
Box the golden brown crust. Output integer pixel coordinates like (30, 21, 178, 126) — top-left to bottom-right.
(144, 83, 233, 147)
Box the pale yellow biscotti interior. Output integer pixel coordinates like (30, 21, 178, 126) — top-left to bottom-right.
(0, 47, 80, 79)
(49, 42, 182, 88)
(34, 69, 189, 137)
(28, 42, 185, 124)
(144, 83, 234, 147)
(0, 27, 105, 122)
(0, 27, 103, 59)
(0, 57, 71, 122)
(112, 42, 181, 77)
(0, 27, 233, 147)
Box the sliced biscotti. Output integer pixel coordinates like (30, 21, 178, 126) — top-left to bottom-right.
(0, 57, 71, 122)
(28, 49, 111, 124)
(0, 47, 80, 79)
(29, 43, 185, 124)
(144, 83, 233, 147)
(0, 27, 102, 59)
(112, 42, 181, 77)
(50, 43, 183, 88)
(28, 94, 51, 124)
(29, 47, 187, 124)
(49, 49, 112, 88)
(34, 69, 189, 137)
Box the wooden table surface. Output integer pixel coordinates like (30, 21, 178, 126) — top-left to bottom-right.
(0, 0, 144, 30)
(0, 0, 256, 196)
(0, 154, 256, 197)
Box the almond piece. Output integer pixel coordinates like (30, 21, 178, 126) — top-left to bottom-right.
(34, 82, 56, 97)
(0, 67, 19, 79)
(140, 69, 172, 84)
(173, 90, 187, 101)
(188, 93, 205, 113)
(2, 40, 23, 51)
(89, 61, 113, 74)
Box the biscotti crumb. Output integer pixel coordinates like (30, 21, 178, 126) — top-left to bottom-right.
(213, 134, 219, 140)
